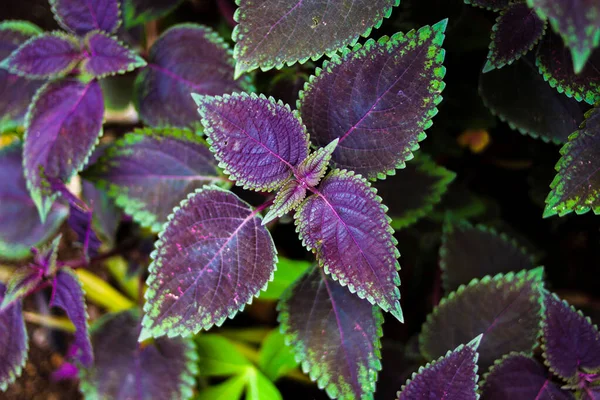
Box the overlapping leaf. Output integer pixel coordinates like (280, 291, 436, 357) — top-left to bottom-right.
(479, 56, 584, 144)
(294, 169, 403, 320)
(397, 336, 481, 400)
(122, 0, 184, 28)
(50, 0, 121, 36)
(80, 310, 197, 400)
(480, 353, 574, 400)
(298, 21, 447, 180)
(0, 283, 27, 392)
(419, 268, 545, 370)
(483, 2, 546, 72)
(81, 31, 146, 78)
(373, 153, 455, 230)
(258, 257, 311, 301)
(0, 266, 43, 310)
(295, 138, 338, 188)
(263, 180, 306, 225)
(464, 0, 509, 11)
(195, 92, 309, 192)
(83, 127, 226, 233)
(134, 24, 252, 129)
(81, 180, 121, 246)
(0, 143, 67, 260)
(278, 265, 384, 400)
(544, 106, 600, 217)
(440, 220, 535, 294)
(141, 187, 277, 339)
(232, 0, 399, 76)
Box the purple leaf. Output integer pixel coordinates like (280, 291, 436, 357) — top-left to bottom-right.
(140, 187, 277, 339)
(295, 138, 338, 188)
(80, 310, 197, 400)
(83, 127, 227, 233)
(0, 143, 68, 260)
(122, 0, 184, 28)
(419, 268, 545, 370)
(0, 32, 82, 79)
(81, 180, 121, 246)
(0, 21, 44, 132)
(49, 0, 121, 36)
(544, 106, 600, 217)
(262, 180, 307, 225)
(81, 31, 146, 79)
(0, 283, 28, 392)
(194, 92, 309, 192)
(536, 32, 600, 105)
(294, 169, 403, 321)
(479, 56, 585, 144)
(483, 2, 547, 72)
(24, 78, 104, 221)
(50, 269, 93, 367)
(542, 292, 600, 382)
(464, 0, 509, 11)
(33, 234, 62, 276)
(0, 266, 43, 310)
(277, 265, 384, 400)
(298, 21, 447, 180)
(480, 353, 574, 400)
(440, 219, 535, 294)
(397, 336, 482, 400)
(528, 0, 600, 73)
(232, 0, 399, 77)
(134, 24, 252, 129)
(373, 153, 455, 230)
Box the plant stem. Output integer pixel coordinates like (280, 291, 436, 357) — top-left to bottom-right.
(23, 311, 76, 332)
(75, 269, 135, 312)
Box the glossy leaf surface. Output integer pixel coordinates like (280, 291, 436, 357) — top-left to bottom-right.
(263, 180, 306, 225)
(278, 265, 384, 400)
(82, 31, 146, 78)
(123, 0, 184, 28)
(141, 187, 277, 339)
(0, 283, 27, 392)
(50, 0, 121, 35)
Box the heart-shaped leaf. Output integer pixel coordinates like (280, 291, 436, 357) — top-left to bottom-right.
(544, 106, 600, 217)
(397, 335, 482, 400)
(480, 353, 574, 400)
(464, 0, 509, 11)
(483, 2, 546, 72)
(83, 127, 227, 233)
(195, 92, 309, 192)
(24, 78, 104, 221)
(262, 180, 306, 225)
(0, 143, 67, 260)
(419, 268, 545, 371)
(0, 32, 82, 79)
(298, 21, 447, 180)
(373, 153, 455, 230)
(81, 31, 146, 79)
(50, 0, 121, 36)
(278, 265, 384, 400)
(479, 56, 585, 144)
(80, 310, 197, 400)
(528, 0, 600, 73)
(542, 292, 600, 382)
(232, 0, 399, 77)
(0, 266, 43, 310)
(537, 33, 600, 105)
(294, 169, 402, 321)
(0, 283, 27, 392)
(440, 219, 535, 294)
(134, 24, 252, 129)
(295, 138, 338, 188)
(122, 0, 184, 28)
(141, 187, 277, 339)
(50, 269, 93, 367)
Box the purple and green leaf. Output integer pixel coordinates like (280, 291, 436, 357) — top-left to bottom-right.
(464, 0, 510, 11)
(80, 309, 197, 400)
(483, 2, 546, 72)
(195, 92, 309, 192)
(373, 153, 455, 230)
(33, 234, 62, 276)
(298, 21, 447, 180)
(81, 31, 146, 79)
(419, 268, 545, 370)
(0, 266, 43, 310)
(295, 138, 338, 188)
(480, 353, 574, 400)
(440, 219, 535, 294)
(0, 143, 67, 260)
(263, 180, 307, 226)
(140, 187, 277, 339)
(0, 32, 82, 79)
(122, 0, 184, 28)
(544, 106, 600, 217)
(24, 78, 104, 221)
(294, 169, 403, 321)
(49, 0, 121, 36)
(232, 0, 399, 77)
(278, 265, 384, 400)
(397, 335, 482, 400)
(83, 127, 226, 233)
(81, 180, 121, 247)
(0, 282, 28, 392)
(134, 24, 252, 129)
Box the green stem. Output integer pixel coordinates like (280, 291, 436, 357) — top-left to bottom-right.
(75, 269, 135, 312)
(23, 311, 76, 332)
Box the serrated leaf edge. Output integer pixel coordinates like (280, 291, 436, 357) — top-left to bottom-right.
(49, 0, 122, 36)
(80, 30, 147, 79)
(0, 299, 28, 392)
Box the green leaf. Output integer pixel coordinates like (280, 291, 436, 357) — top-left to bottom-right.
(196, 334, 252, 377)
(244, 367, 283, 400)
(258, 258, 311, 301)
(197, 375, 248, 400)
(258, 330, 299, 381)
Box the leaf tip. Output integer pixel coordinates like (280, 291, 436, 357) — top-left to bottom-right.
(391, 302, 404, 323)
(482, 60, 495, 73)
(468, 333, 484, 350)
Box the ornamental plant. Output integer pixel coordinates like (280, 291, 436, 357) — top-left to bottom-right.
(0, 0, 600, 399)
